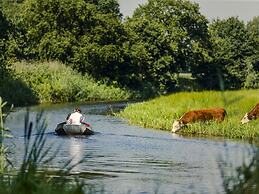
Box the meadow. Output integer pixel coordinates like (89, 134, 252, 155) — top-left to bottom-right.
(118, 90, 259, 140)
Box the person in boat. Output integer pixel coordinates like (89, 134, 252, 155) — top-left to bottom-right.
(66, 107, 85, 125)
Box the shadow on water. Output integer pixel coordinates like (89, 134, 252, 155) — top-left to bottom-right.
(20, 131, 102, 138)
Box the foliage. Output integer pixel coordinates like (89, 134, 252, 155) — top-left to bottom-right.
(14, 0, 130, 88)
(12, 61, 132, 104)
(0, 7, 9, 67)
(118, 89, 259, 140)
(1, 0, 259, 96)
(243, 57, 259, 89)
(0, 68, 39, 106)
(124, 0, 210, 93)
(72, 11, 128, 83)
(0, 97, 10, 173)
(193, 17, 258, 90)
(0, 9, 39, 108)
(247, 16, 259, 46)
(17, 0, 83, 60)
(0, 8, 35, 106)
(245, 16, 259, 89)
(0, 0, 24, 23)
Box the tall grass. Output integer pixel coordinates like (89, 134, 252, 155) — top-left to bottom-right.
(0, 97, 9, 173)
(10, 61, 133, 105)
(0, 97, 85, 193)
(118, 90, 259, 140)
(0, 96, 108, 194)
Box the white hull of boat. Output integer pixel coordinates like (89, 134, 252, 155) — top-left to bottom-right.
(55, 122, 94, 136)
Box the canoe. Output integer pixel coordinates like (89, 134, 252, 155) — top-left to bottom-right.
(55, 122, 94, 136)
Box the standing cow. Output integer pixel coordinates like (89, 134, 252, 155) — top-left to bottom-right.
(172, 108, 227, 133)
(241, 103, 259, 124)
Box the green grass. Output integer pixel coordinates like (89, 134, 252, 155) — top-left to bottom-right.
(10, 61, 132, 105)
(118, 90, 259, 140)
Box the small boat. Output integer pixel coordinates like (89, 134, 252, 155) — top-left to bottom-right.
(55, 122, 94, 136)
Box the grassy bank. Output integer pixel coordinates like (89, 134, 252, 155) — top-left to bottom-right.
(2, 61, 133, 106)
(118, 90, 259, 140)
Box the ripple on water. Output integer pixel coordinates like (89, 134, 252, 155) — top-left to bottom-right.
(4, 102, 256, 194)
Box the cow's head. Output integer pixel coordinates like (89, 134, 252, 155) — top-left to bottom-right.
(171, 120, 184, 133)
(241, 113, 250, 124)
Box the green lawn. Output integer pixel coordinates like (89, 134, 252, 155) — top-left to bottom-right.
(118, 90, 259, 140)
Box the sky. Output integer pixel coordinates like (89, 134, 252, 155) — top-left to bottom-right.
(118, 0, 259, 22)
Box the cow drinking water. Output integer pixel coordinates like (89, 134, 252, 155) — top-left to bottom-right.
(172, 108, 227, 133)
(241, 103, 259, 124)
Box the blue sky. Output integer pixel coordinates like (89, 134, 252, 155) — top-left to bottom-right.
(118, 0, 259, 22)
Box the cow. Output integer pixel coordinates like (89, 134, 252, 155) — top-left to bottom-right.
(241, 103, 259, 124)
(171, 108, 227, 133)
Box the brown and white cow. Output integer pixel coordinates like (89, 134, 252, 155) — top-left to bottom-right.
(172, 108, 227, 133)
(241, 103, 259, 124)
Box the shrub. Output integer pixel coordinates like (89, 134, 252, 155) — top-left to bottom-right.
(12, 61, 132, 104)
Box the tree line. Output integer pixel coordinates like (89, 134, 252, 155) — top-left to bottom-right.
(1, 0, 259, 96)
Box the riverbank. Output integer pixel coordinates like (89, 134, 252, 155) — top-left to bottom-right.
(118, 90, 259, 140)
(1, 61, 133, 106)
(5, 98, 258, 194)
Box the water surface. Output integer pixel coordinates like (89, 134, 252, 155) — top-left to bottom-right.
(5, 102, 255, 194)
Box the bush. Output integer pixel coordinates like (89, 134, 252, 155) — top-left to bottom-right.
(12, 61, 132, 104)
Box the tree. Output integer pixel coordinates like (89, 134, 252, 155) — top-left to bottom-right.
(0, 7, 10, 71)
(18, 0, 123, 60)
(15, 0, 130, 88)
(247, 16, 259, 46)
(124, 0, 210, 93)
(19, 0, 87, 60)
(0, 0, 24, 23)
(245, 16, 259, 88)
(71, 3, 128, 83)
(194, 17, 256, 89)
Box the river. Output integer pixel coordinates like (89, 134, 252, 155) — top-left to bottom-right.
(4, 102, 255, 194)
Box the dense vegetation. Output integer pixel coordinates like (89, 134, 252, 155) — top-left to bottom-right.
(118, 89, 259, 140)
(1, 1, 259, 193)
(0, 0, 258, 105)
(9, 61, 132, 106)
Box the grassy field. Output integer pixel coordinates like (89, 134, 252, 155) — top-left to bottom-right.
(118, 90, 259, 140)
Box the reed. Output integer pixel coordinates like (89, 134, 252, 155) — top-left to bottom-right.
(118, 90, 259, 140)
(0, 97, 8, 173)
(0, 99, 83, 193)
(0, 97, 105, 194)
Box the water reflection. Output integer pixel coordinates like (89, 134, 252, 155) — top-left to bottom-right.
(4, 102, 257, 194)
(69, 138, 82, 172)
(171, 133, 182, 139)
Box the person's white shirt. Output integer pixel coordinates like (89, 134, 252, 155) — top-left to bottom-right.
(67, 112, 84, 125)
